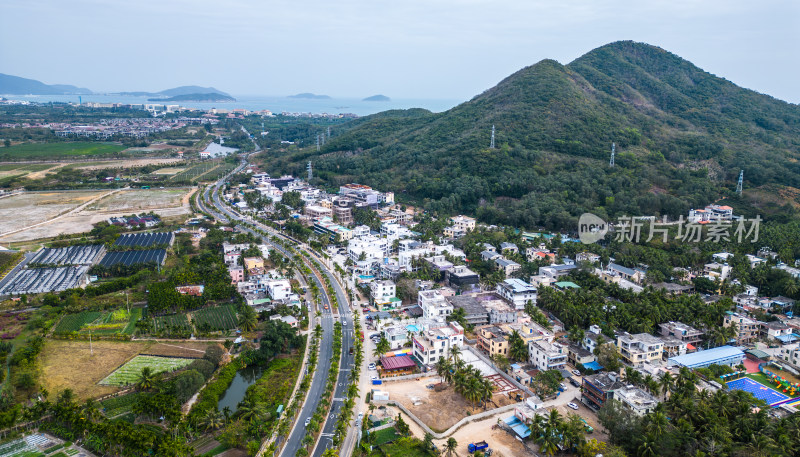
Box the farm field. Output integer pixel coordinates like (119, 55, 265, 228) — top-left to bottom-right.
(71, 157, 183, 171)
(99, 355, 194, 386)
(191, 305, 238, 331)
(0, 190, 107, 237)
(153, 167, 187, 175)
(152, 313, 192, 333)
(0, 163, 55, 179)
(100, 392, 142, 418)
(0, 142, 127, 160)
(53, 308, 142, 336)
(40, 340, 212, 399)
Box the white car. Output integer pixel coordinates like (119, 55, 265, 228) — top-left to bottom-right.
(572, 369, 581, 376)
(368, 363, 376, 370)
(567, 402, 579, 410)
(357, 412, 364, 420)
(304, 417, 311, 426)
(371, 375, 378, 381)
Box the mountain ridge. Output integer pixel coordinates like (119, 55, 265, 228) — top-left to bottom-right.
(0, 73, 92, 95)
(261, 41, 800, 229)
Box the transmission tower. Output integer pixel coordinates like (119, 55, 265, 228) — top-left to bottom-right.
(307, 161, 313, 181)
(490, 125, 495, 149)
(610, 142, 615, 167)
(316, 134, 320, 152)
(736, 169, 743, 195)
(327, 126, 331, 138)
(321, 130, 326, 146)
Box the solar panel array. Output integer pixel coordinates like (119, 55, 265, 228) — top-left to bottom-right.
(0, 266, 90, 295)
(30, 245, 105, 266)
(99, 249, 167, 268)
(114, 232, 174, 248)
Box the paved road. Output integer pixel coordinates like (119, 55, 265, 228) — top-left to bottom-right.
(201, 156, 357, 457)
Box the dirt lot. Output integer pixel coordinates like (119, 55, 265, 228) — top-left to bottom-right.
(75, 158, 183, 171)
(0, 188, 194, 242)
(40, 339, 214, 399)
(0, 191, 106, 236)
(381, 379, 518, 432)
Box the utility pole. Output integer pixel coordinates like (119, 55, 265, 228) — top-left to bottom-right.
(736, 169, 743, 195)
(327, 126, 331, 139)
(610, 142, 615, 167)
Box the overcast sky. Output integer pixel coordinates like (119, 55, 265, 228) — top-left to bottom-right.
(1, 0, 798, 102)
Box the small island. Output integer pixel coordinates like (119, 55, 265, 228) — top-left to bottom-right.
(147, 92, 235, 102)
(363, 94, 390, 102)
(289, 93, 331, 99)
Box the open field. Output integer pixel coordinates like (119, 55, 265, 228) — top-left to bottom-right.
(0, 142, 127, 160)
(99, 355, 194, 386)
(381, 379, 518, 432)
(84, 188, 189, 213)
(0, 187, 194, 242)
(70, 157, 184, 171)
(0, 190, 107, 235)
(40, 339, 213, 399)
(153, 167, 187, 175)
(191, 305, 238, 331)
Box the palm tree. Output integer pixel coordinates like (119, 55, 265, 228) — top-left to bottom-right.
(435, 357, 451, 384)
(238, 309, 257, 331)
(200, 409, 225, 432)
(449, 345, 461, 363)
(480, 378, 495, 410)
(136, 367, 157, 391)
(508, 331, 528, 362)
(445, 437, 457, 457)
(659, 372, 674, 400)
(373, 337, 390, 358)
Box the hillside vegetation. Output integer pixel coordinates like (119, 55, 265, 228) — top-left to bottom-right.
(261, 41, 800, 229)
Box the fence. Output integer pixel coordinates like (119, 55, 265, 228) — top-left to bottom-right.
(465, 346, 536, 398)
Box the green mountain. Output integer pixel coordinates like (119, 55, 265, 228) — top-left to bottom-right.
(289, 93, 331, 99)
(0, 73, 92, 95)
(363, 94, 390, 102)
(119, 86, 231, 97)
(263, 41, 800, 229)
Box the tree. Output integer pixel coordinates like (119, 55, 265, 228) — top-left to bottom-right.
(136, 367, 158, 391)
(373, 337, 390, 358)
(593, 342, 621, 373)
(449, 345, 461, 363)
(508, 330, 528, 362)
(445, 437, 457, 457)
(238, 306, 257, 331)
(204, 343, 227, 367)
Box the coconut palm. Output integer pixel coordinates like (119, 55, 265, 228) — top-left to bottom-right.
(659, 372, 674, 400)
(238, 308, 257, 331)
(445, 437, 457, 457)
(373, 337, 390, 358)
(508, 330, 528, 362)
(136, 367, 157, 391)
(449, 345, 461, 363)
(435, 357, 451, 384)
(200, 409, 225, 432)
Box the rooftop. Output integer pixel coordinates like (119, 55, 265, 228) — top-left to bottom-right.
(380, 355, 416, 371)
(668, 345, 744, 367)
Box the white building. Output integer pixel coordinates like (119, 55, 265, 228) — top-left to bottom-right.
(265, 279, 292, 301)
(496, 278, 537, 310)
(449, 215, 476, 232)
(371, 280, 397, 306)
(418, 289, 453, 329)
(615, 386, 660, 416)
(528, 340, 567, 371)
(348, 235, 389, 262)
(412, 322, 464, 365)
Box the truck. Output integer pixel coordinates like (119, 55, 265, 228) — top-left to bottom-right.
(468, 441, 488, 453)
(371, 379, 383, 385)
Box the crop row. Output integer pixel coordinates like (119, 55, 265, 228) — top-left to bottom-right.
(191, 305, 237, 330)
(54, 311, 101, 334)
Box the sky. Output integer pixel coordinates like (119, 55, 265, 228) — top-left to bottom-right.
(1, 0, 798, 102)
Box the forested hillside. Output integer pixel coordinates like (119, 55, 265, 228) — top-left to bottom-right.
(260, 41, 800, 229)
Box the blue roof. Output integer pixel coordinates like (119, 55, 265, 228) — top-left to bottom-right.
(583, 361, 604, 371)
(776, 334, 799, 343)
(503, 415, 531, 438)
(608, 263, 637, 276)
(668, 345, 744, 368)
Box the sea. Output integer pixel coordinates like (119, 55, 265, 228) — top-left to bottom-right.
(3, 93, 463, 117)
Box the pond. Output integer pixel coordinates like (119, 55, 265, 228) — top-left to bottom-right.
(217, 364, 264, 413)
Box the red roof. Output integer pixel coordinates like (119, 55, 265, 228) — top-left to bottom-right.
(380, 355, 416, 371)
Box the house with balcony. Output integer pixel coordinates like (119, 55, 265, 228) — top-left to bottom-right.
(581, 372, 626, 409)
(496, 278, 537, 310)
(658, 321, 704, 347)
(528, 340, 567, 371)
(477, 325, 510, 357)
(616, 333, 664, 367)
(412, 322, 464, 366)
(724, 311, 759, 344)
(444, 265, 480, 293)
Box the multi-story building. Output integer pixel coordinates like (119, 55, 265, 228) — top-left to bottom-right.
(477, 325, 510, 357)
(265, 279, 292, 301)
(229, 266, 245, 284)
(616, 333, 664, 366)
(658, 321, 704, 346)
(615, 386, 660, 416)
(304, 205, 333, 219)
(688, 204, 734, 223)
(496, 258, 521, 276)
(370, 280, 397, 307)
(333, 200, 354, 226)
(581, 372, 626, 409)
(418, 289, 453, 328)
(243, 257, 265, 270)
(348, 235, 389, 262)
(383, 326, 410, 350)
(412, 322, 464, 365)
(446, 295, 489, 326)
(724, 311, 759, 344)
(496, 278, 537, 310)
(449, 215, 476, 233)
(566, 344, 597, 368)
(528, 340, 567, 371)
(444, 265, 480, 292)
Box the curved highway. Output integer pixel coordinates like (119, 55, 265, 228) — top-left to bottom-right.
(199, 154, 356, 457)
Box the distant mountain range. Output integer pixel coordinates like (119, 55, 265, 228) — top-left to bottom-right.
(289, 93, 331, 100)
(0, 73, 234, 99)
(0, 73, 92, 95)
(263, 41, 800, 229)
(147, 92, 235, 102)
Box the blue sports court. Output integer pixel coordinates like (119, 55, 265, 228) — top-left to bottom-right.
(726, 377, 789, 406)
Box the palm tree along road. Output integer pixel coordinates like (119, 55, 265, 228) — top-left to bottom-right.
(201, 157, 356, 457)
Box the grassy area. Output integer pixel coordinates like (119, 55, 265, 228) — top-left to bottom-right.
(100, 392, 142, 417)
(39, 339, 212, 399)
(53, 308, 141, 336)
(376, 437, 430, 457)
(191, 305, 238, 331)
(99, 355, 194, 386)
(0, 142, 126, 160)
(370, 426, 399, 445)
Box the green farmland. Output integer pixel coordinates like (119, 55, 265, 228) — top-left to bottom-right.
(99, 355, 194, 386)
(0, 142, 127, 160)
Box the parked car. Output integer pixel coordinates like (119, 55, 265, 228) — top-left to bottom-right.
(559, 383, 568, 391)
(567, 402, 579, 410)
(305, 417, 311, 426)
(569, 377, 581, 387)
(572, 369, 581, 376)
(368, 363, 376, 370)
(357, 412, 364, 420)
(371, 375, 378, 381)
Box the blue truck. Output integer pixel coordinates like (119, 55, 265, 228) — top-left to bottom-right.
(468, 441, 488, 453)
